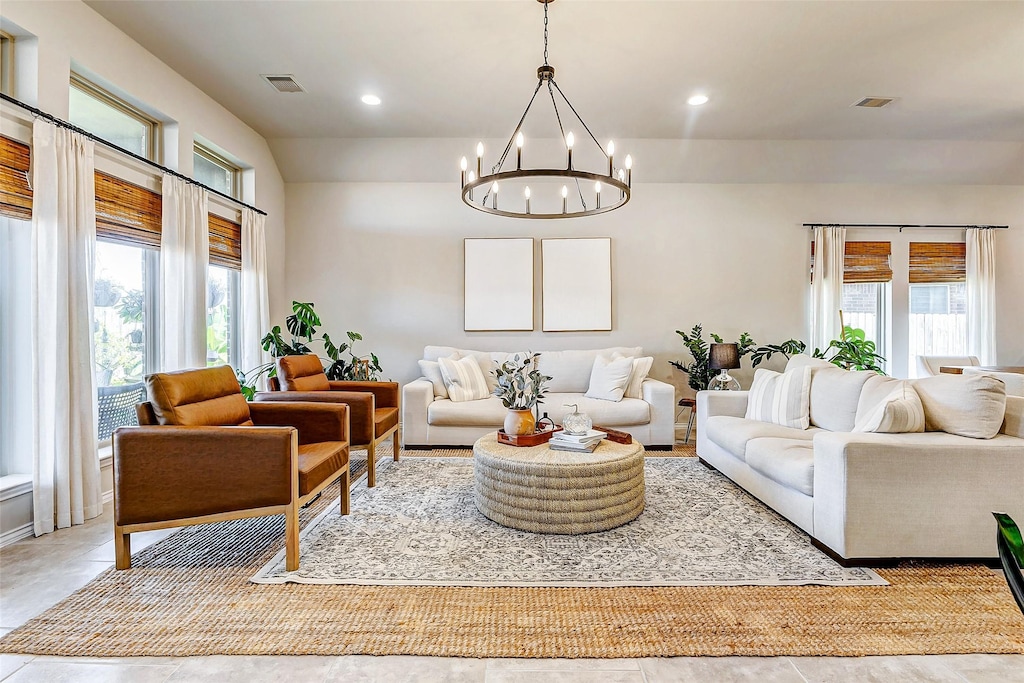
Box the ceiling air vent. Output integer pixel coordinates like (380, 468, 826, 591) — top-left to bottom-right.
(262, 75, 304, 93)
(853, 97, 894, 108)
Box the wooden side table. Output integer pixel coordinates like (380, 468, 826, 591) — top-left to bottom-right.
(676, 397, 697, 444)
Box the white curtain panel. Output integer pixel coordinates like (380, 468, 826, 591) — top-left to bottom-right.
(240, 207, 271, 381)
(160, 175, 209, 371)
(30, 120, 102, 535)
(966, 228, 997, 364)
(810, 225, 846, 352)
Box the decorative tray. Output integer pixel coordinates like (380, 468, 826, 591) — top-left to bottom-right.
(497, 425, 563, 447)
(591, 425, 633, 444)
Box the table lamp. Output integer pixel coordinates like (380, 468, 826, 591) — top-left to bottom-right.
(708, 343, 742, 391)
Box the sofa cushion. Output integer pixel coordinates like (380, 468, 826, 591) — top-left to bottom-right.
(807, 367, 874, 432)
(853, 381, 925, 433)
(438, 355, 490, 402)
(913, 373, 1007, 439)
(745, 367, 812, 429)
(537, 348, 642, 393)
(705, 415, 816, 461)
(545, 394, 651, 427)
(584, 355, 634, 402)
(424, 346, 524, 392)
(962, 367, 1024, 397)
(428, 396, 506, 427)
(745, 438, 815, 496)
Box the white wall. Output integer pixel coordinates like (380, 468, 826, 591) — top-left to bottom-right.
(1, 0, 289, 321)
(284, 179, 1023, 396)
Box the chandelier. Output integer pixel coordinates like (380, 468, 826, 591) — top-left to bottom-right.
(459, 0, 631, 219)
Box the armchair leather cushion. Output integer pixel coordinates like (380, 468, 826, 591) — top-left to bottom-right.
(145, 365, 252, 427)
(278, 355, 330, 391)
(297, 441, 349, 497)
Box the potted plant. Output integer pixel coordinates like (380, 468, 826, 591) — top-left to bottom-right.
(237, 301, 383, 399)
(670, 325, 756, 393)
(492, 352, 552, 436)
(749, 325, 886, 374)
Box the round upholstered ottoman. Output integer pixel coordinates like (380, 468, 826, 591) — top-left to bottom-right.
(473, 432, 645, 534)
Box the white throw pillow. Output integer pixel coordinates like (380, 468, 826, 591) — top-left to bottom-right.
(853, 381, 925, 433)
(584, 355, 634, 402)
(913, 373, 1007, 439)
(438, 355, 490, 403)
(624, 356, 654, 399)
(744, 366, 812, 430)
(418, 355, 457, 399)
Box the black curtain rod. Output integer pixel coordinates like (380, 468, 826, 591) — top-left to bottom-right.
(803, 222, 1007, 232)
(0, 92, 267, 217)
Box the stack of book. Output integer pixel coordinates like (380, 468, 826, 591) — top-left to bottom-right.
(548, 429, 607, 453)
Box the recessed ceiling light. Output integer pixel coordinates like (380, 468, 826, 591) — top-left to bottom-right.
(361, 94, 381, 106)
(687, 94, 709, 106)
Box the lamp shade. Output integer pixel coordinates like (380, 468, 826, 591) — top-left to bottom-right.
(709, 343, 741, 370)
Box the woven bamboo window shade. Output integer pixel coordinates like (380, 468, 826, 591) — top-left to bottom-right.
(909, 242, 965, 283)
(810, 241, 892, 283)
(208, 213, 241, 270)
(0, 135, 32, 220)
(94, 171, 162, 248)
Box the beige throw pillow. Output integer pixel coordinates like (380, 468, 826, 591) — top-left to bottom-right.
(418, 356, 456, 399)
(913, 373, 1007, 439)
(853, 381, 925, 433)
(624, 356, 654, 399)
(438, 355, 490, 403)
(584, 355, 634, 402)
(744, 366, 812, 430)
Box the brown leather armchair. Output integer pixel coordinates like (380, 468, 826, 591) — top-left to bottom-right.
(254, 354, 399, 488)
(112, 365, 350, 572)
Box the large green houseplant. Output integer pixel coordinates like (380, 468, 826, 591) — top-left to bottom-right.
(749, 325, 886, 374)
(238, 300, 382, 399)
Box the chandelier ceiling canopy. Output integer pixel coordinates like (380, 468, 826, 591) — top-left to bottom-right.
(460, 0, 631, 219)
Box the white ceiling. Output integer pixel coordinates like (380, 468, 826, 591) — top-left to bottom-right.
(85, 0, 1024, 143)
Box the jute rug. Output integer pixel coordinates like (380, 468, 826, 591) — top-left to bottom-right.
(2, 444, 1022, 658)
(252, 457, 885, 587)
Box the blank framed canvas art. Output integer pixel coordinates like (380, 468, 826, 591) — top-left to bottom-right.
(542, 237, 612, 331)
(464, 238, 534, 331)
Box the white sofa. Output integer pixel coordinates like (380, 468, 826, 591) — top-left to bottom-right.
(403, 346, 676, 449)
(697, 357, 1024, 564)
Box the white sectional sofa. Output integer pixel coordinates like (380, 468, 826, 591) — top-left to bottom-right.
(403, 346, 676, 449)
(697, 356, 1024, 564)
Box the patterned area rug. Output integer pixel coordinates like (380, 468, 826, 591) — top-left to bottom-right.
(252, 457, 885, 587)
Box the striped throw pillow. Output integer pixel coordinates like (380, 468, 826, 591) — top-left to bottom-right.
(853, 381, 925, 433)
(744, 366, 812, 429)
(438, 355, 490, 402)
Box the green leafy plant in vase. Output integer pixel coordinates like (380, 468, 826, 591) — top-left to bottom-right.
(492, 352, 552, 436)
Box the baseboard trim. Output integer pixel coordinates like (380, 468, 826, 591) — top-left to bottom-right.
(0, 522, 33, 548)
(809, 537, 999, 568)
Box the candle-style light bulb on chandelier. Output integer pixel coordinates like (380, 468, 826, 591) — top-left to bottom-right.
(459, 0, 631, 219)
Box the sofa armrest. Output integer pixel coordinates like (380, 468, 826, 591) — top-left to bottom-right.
(329, 381, 399, 409)
(253, 391, 372, 444)
(641, 378, 676, 446)
(402, 379, 434, 446)
(249, 402, 350, 445)
(112, 425, 295, 526)
(812, 431, 1024, 559)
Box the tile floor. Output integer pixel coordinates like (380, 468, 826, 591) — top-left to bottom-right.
(2, 503, 1022, 682)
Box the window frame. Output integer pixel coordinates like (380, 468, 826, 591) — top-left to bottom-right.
(70, 73, 160, 162)
(0, 31, 14, 97)
(194, 143, 242, 200)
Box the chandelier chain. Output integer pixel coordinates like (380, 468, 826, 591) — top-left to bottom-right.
(543, 1, 549, 66)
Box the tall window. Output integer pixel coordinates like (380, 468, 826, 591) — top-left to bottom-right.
(194, 144, 240, 199)
(0, 32, 14, 96)
(813, 240, 891, 361)
(909, 242, 967, 373)
(69, 74, 159, 160)
(207, 212, 242, 368)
